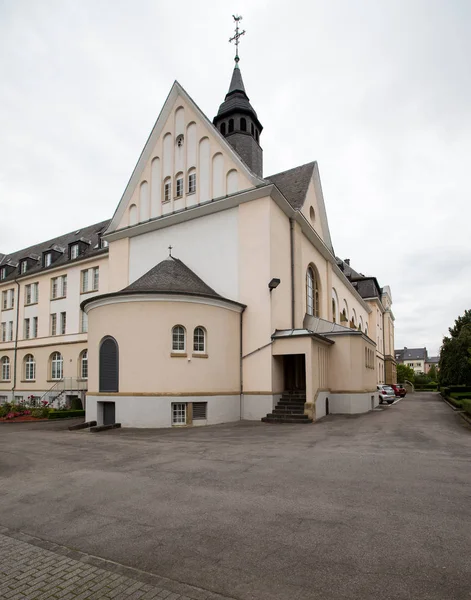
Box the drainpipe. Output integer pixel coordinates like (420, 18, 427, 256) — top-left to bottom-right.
(290, 218, 295, 329)
(11, 279, 20, 401)
(239, 308, 245, 420)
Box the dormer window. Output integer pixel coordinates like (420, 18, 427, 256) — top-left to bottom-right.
(0, 267, 6, 280)
(20, 260, 28, 274)
(70, 244, 79, 260)
(100, 238, 109, 249)
(44, 253, 52, 267)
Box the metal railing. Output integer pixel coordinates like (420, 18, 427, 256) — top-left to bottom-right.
(39, 378, 87, 404)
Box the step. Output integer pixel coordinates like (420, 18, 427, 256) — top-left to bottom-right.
(262, 416, 313, 424)
(264, 412, 311, 420)
(277, 400, 306, 407)
(280, 396, 306, 402)
(272, 407, 305, 414)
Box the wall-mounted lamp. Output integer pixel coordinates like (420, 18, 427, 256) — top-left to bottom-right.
(268, 278, 281, 291)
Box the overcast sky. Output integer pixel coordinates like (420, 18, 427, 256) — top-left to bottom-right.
(1, 0, 469, 355)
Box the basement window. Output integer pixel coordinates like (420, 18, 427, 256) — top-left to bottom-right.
(172, 403, 186, 425)
(192, 402, 207, 421)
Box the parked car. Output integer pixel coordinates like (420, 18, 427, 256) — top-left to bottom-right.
(391, 384, 407, 397)
(377, 384, 396, 404)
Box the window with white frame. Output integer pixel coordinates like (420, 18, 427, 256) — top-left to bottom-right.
(175, 174, 184, 198)
(25, 282, 39, 305)
(172, 403, 186, 425)
(70, 244, 79, 259)
(50, 313, 57, 336)
(188, 170, 196, 194)
(172, 325, 186, 352)
(24, 354, 35, 380)
(32, 316, 38, 339)
(1, 322, 5, 342)
(1, 291, 6, 310)
(60, 312, 66, 335)
(306, 266, 319, 317)
(92, 267, 99, 291)
(193, 327, 206, 353)
(24, 318, 30, 340)
(51, 352, 63, 380)
(0, 267, 6, 280)
(1, 356, 10, 380)
(81, 269, 89, 293)
(51, 275, 67, 299)
(20, 260, 28, 273)
(44, 253, 52, 267)
(164, 178, 171, 203)
(80, 310, 88, 333)
(2, 289, 14, 310)
(7, 321, 13, 342)
(80, 350, 88, 379)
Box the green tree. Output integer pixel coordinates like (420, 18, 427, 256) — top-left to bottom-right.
(397, 363, 414, 383)
(428, 364, 438, 381)
(439, 310, 471, 386)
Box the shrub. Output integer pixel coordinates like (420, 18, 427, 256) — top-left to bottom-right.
(447, 397, 463, 408)
(450, 392, 471, 399)
(0, 406, 9, 418)
(31, 407, 50, 419)
(462, 400, 471, 416)
(48, 410, 85, 419)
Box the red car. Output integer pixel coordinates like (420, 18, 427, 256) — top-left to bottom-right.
(391, 384, 407, 397)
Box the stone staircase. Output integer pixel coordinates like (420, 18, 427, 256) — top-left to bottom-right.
(261, 391, 313, 424)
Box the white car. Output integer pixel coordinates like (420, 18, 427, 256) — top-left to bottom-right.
(377, 385, 396, 405)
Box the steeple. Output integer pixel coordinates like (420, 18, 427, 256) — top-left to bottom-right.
(213, 16, 263, 177)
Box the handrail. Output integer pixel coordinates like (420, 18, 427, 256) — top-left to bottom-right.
(39, 377, 87, 403)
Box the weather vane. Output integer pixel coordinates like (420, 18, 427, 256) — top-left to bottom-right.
(229, 15, 245, 65)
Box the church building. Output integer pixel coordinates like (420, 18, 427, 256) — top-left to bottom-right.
(0, 45, 396, 427)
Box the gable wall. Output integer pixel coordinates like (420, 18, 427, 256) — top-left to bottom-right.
(116, 95, 253, 231)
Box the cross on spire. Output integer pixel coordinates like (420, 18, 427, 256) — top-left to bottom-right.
(168, 245, 173, 257)
(229, 14, 245, 66)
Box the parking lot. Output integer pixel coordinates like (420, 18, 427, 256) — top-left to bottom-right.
(1, 393, 470, 600)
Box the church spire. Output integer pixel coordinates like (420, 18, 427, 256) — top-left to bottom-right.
(213, 16, 264, 178)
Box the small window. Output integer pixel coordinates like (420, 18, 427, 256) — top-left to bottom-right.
(193, 327, 206, 353)
(20, 260, 28, 274)
(228, 119, 234, 133)
(172, 325, 186, 352)
(0, 267, 6, 280)
(44, 253, 52, 267)
(70, 244, 79, 259)
(176, 134, 184, 147)
(60, 312, 66, 335)
(220, 122, 226, 136)
(24, 318, 30, 340)
(251, 123, 255, 135)
(188, 170, 196, 194)
(50, 313, 57, 336)
(240, 118, 247, 132)
(32, 317, 38, 338)
(1, 356, 10, 381)
(172, 402, 187, 425)
(255, 130, 259, 142)
(193, 402, 207, 420)
(176, 175, 184, 198)
(101, 238, 109, 249)
(92, 267, 99, 291)
(80, 350, 88, 379)
(80, 310, 88, 333)
(164, 179, 171, 203)
(24, 354, 35, 381)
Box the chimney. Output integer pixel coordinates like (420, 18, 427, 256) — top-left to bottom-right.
(345, 259, 350, 265)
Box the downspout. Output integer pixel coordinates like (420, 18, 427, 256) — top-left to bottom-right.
(12, 279, 20, 400)
(239, 308, 245, 420)
(290, 218, 295, 329)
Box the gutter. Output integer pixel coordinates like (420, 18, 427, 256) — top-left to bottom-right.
(11, 279, 20, 399)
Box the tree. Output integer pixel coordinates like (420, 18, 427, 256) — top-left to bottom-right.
(397, 363, 414, 383)
(428, 364, 438, 381)
(439, 310, 471, 386)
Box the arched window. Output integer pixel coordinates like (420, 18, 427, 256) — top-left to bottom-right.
(175, 172, 184, 198)
(365, 324, 369, 337)
(228, 119, 234, 133)
(188, 168, 196, 194)
(193, 327, 206, 353)
(80, 350, 88, 380)
(163, 177, 172, 203)
(251, 123, 255, 136)
(220, 122, 226, 136)
(306, 266, 320, 317)
(24, 354, 35, 381)
(99, 337, 119, 392)
(332, 288, 339, 324)
(1, 356, 10, 381)
(51, 352, 63, 380)
(255, 130, 259, 142)
(240, 118, 247, 132)
(359, 316, 364, 332)
(172, 325, 186, 352)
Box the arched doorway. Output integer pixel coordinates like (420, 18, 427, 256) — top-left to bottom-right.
(99, 337, 119, 393)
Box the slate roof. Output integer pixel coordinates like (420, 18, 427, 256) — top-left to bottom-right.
(395, 348, 428, 361)
(214, 65, 262, 130)
(265, 162, 316, 211)
(0, 220, 110, 283)
(335, 258, 383, 300)
(426, 356, 439, 364)
(122, 256, 222, 298)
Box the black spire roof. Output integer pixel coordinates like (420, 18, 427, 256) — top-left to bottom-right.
(215, 64, 262, 131)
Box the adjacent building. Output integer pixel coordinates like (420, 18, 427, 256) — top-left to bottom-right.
(1, 54, 396, 426)
(395, 347, 438, 375)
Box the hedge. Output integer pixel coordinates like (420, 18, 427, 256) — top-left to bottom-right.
(450, 392, 471, 400)
(48, 410, 85, 419)
(462, 400, 471, 416)
(442, 385, 471, 394)
(446, 397, 463, 408)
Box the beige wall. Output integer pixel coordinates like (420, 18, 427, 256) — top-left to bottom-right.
(108, 238, 129, 292)
(87, 299, 241, 395)
(326, 334, 377, 392)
